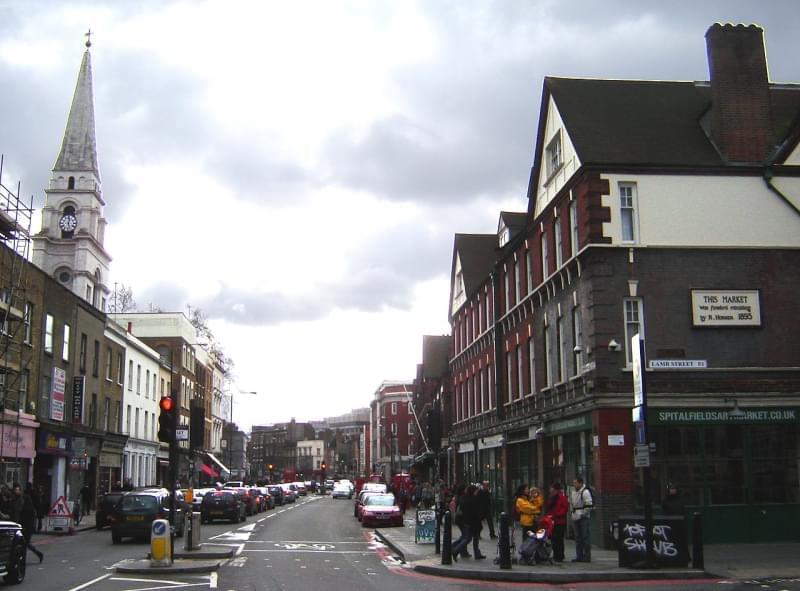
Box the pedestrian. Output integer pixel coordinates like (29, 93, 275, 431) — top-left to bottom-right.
(0, 485, 12, 520)
(569, 477, 593, 562)
(529, 486, 544, 523)
(476, 481, 497, 539)
(661, 484, 685, 516)
(451, 484, 486, 560)
(543, 481, 568, 563)
(514, 484, 539, 543)
(449, 484, 470, 558)
(397, 486, 407, 515)
(10, 483, 43, 563)
(80, 483, 92, 516)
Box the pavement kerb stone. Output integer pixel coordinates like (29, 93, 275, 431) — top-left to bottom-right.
(114, 558, 222, 574)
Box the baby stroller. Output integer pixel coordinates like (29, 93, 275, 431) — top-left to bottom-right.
(519, 514, 554, 566)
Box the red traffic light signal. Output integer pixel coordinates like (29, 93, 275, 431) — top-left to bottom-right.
(159, 396, 174, 412)
(321, 462, 326, 471)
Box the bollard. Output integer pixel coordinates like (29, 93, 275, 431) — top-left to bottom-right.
(498, 512, 512, 569)
(441, 510, 452, 565)
(434, 504, 441, 555)
(692, 512, 704, 570)
(150, 518, 172, 567)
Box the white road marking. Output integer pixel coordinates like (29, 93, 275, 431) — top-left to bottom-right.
(244, 549, 374, 554)
(209, 572, 217, 589)
(238, 523, 256, 531)
(67, 574, 111, 591)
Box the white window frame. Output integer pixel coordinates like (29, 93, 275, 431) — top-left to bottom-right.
(407, 422, 414, 436)
(391, 402, 397, 416)
(540, 233, 549, 279)
(391, 422, 397, 435)
(62, 324, 71, 362)
(44, 314, 54, 354)
(527, 337, 536, 396)
(624, 298, 645, 365)
(526, 250, 534, 294)
(554, 219, 563, 268)
(506, 351, 513, 404)
(569, 200, 578, 257)
(136, 364, 142, 394)
(516, 346, 524, 401)
(505, 268, 512, 312)
(543, 324, 552, 388)
(557, 315, 566, 383)
(545, 132, 562, 180)
(23, 303, 32, 345)
(619, 182, 638, 243)
(105, 347, 112, 380)
(573, 306, 583, 376)
(514, 258, 521, 305)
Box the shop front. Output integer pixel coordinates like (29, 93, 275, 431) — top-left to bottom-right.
(34, 428, 72, 510)
(542, 412, 594, 488)
(457, 441, 476, 485)
(99, 439, 125, 495)
(647, 406, 800, 543)
(0, 413, 39, 486)
(477, 435, 504, 515)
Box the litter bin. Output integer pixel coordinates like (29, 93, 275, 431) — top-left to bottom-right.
(184, 511, 202, 551)
(616, 515, 689, 568)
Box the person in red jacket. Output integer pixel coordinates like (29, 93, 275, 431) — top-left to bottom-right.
(544, 481, 569, 562)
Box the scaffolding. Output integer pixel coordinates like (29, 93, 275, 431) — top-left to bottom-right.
(0, 154, 35, 484)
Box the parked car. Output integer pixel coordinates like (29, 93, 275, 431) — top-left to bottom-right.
(360, 494, 402, 528)
(111, 491, 184, 544)
(292, 482, 307, 496)
(230, 487, 258, 515)
(267, 485, 285, 506)
(354, 490, 382, 519)
(332, 483, 353, 499)
(249, 488, 268, 512)
(96, 491, 126, 530)
(223, 481, 244, 489)
(200, 490, 246, 524)
(254, 487, 274, 510)
(324, 479, 335, 491)
(191, 488, 214, 513)
(0, 520, 26, 584)
(279, 483, 296, 503)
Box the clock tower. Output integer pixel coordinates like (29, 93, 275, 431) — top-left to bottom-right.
(32, 37, 111, 310)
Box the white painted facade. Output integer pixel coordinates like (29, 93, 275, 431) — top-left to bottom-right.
(600, 174, 800, 248)
(107, 321, 160, 488)
(451, 254, 466, 315)
(534, 97, 581, 218)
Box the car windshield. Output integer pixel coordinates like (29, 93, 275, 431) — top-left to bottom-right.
(119, 495, 158, 512)
(366, 495, 395, 506)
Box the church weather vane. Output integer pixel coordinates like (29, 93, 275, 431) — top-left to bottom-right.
(85, 29, 92, 48)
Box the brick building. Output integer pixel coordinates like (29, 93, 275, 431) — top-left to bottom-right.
(447, 24, 800, 545)
(370, 380, 416, 480)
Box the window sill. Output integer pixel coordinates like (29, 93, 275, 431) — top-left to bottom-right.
(542, 163, 564, 188)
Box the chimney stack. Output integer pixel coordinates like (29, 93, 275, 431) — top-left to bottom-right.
(705, 23, 772, 162)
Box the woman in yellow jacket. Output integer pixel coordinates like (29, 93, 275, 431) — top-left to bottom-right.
(514, 484, 540, 542)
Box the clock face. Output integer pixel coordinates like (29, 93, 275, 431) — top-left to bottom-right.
(59, 213, 77, 233)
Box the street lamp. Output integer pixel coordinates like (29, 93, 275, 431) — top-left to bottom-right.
(226, 387, 257, 481)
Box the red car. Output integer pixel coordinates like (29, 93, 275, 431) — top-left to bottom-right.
(360, 494, 402, 527)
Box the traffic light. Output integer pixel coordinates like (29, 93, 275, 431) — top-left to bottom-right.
(268, 464, 273, 471)
(158, 396, 175, 443)
(321, 462, 326, 471)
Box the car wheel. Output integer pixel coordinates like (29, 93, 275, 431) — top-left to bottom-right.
(112, 532, 121, 544)
(3, 542, 25, 584)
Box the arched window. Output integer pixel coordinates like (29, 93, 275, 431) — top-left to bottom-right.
(67, 176, 75, 189)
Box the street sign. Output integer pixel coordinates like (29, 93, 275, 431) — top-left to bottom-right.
(631, 333, 644, 407)
(634, 444, 651, 467)
(175, 427, 189, 442)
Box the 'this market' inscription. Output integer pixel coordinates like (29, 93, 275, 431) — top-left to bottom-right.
(691, 289, 760, 327)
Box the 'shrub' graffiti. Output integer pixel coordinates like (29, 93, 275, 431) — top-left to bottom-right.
(622, 522, 678, 557)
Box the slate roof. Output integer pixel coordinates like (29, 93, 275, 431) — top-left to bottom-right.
(499, 211, 527, 237)
(421, 335, 450, 379)
(54, 49, 99, 174)
(453, 233, 499, 300)
(544, 77, 800, 168)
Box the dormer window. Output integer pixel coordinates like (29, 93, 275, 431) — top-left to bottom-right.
(498, 225, 510, 248)
(545, 132, 562, 180)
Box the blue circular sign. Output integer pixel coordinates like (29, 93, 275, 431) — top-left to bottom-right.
(153, 521, 166, 536)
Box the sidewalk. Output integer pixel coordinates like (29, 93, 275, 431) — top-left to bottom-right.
(375, 521, 800, 583)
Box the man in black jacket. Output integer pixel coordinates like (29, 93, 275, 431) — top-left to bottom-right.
(11, 483, 43, 563)
(476, 481, 496, 539)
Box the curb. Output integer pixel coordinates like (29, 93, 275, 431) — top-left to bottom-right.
(411, 562, 714, 583)
(115, 558, 222, 574)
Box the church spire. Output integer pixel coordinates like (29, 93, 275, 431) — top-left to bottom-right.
(53, 40, 99, 176)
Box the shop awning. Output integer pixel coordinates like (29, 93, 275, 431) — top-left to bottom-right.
(204, 452, 230, 476)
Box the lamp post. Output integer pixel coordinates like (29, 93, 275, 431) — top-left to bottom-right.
(226, 388, 257, 481)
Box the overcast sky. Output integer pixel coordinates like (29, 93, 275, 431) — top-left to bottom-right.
(0, 1, 796, 431)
